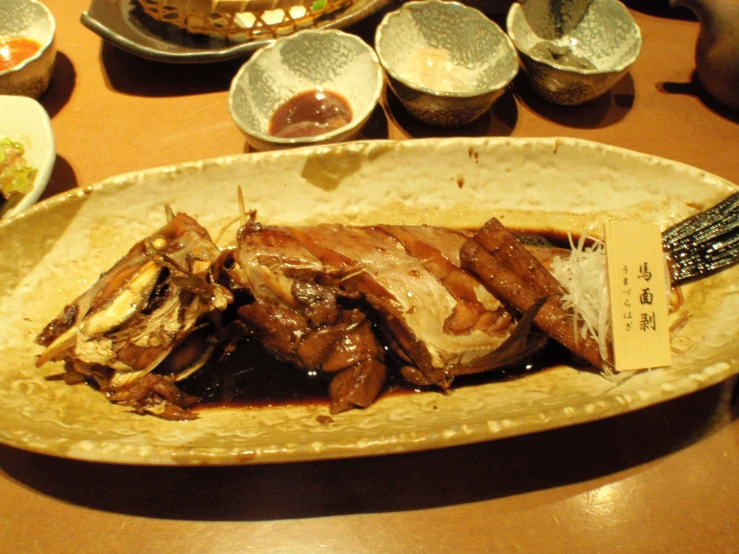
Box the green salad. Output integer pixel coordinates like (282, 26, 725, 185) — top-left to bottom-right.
(1, 137, 37, 210)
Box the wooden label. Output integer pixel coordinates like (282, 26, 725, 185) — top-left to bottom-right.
(605, 222, 671, 371)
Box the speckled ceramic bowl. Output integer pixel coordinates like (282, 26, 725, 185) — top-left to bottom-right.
(0, 0, 56, 98)
(229, 29, 383, 151)
(506, 0, 641, 106)
(374, 0, 519, 127)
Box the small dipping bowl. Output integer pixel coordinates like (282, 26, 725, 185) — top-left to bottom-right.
(374, 0, 519, 128)
(0, 0, 56, 98)
(229, 29, 383, 151)
(506, 0, 642, 106)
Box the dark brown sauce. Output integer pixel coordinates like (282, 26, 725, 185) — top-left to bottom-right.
(269, 89, 352, 139)
(179, 336, 332, 411)
(181, 336, 580, 413)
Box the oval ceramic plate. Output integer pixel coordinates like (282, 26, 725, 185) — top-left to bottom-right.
(80, 0, 392, 63)
(0, 95, 55, 219)
(0, 137, 737, 466)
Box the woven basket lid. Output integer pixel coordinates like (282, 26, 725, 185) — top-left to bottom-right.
(159, 0, 318, 14)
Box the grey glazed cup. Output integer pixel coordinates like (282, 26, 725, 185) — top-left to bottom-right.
(506, 0, 641, 106)
(375, 0, 519, 127)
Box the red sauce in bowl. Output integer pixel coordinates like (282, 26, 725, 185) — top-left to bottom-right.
(269, 89, 353, 139)
(0, 37, 42, 72)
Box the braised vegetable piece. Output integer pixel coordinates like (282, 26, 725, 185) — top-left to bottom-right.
(460, 218, 608, 370)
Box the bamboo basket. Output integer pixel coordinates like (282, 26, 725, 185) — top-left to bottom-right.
(136, 0, 359, 41)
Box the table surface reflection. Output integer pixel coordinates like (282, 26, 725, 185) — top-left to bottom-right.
(3, 1, 738, 552)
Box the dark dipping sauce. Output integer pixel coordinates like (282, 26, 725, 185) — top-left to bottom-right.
(269, 89, 353, 139)
(178, 229, 592, 413)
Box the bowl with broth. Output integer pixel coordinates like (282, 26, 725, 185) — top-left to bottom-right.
(374, 0, 519, 127)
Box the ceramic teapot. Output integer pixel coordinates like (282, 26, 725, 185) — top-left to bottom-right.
(670, 0, 739, 111)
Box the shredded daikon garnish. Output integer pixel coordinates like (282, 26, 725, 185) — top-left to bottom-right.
(550, 234, 611, 363)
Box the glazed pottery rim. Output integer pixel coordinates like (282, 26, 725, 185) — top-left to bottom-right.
(0, 0, 56, 78)
(375, 0, 519, 99)
(228, 29, 383, 147)
(506, 0, 642, 76)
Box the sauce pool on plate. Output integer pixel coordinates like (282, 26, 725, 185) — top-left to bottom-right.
(269, 89, 353, 139)
(0, 37, 42, 72)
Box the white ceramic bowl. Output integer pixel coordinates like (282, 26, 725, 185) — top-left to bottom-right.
(229, 29, 383, 151)
(374, 0, 519, 127)
(506, 0, 642, 106)
(0, 95, 55, 218)
(0, 0, 56, 98)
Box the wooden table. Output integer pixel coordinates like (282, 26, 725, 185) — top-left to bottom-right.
(2, 1, 738, 552)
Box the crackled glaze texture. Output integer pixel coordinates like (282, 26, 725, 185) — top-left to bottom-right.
(375, 0, 518, 127)
(229, 29, 382, 150)
(507, 0, 641, 106)
(1, 137, 738, 466)
(0, 0, 56, 98)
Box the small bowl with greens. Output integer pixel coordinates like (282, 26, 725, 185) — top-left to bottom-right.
(0, 94, 55, 218)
